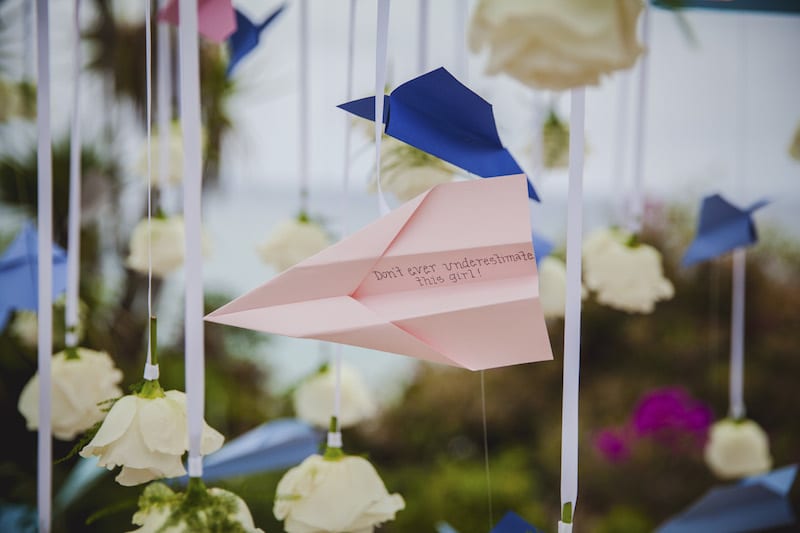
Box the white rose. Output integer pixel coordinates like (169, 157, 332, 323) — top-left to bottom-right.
(704, 418, 772, 480)
(127, 217, 211, 277)
(10, 298, 88, 349)
(136, 122, 187, 187)
(257, 217, 331, 272)
(370, 138, 456, 202)
(582, 227, 673, 313)
(17, 348, 124, 440)
(469, 0, 644, 91)
(274, 453, 405, 533)
(80, 383, 224, 486)
(129, 482, 264, 533)
(539, 257, 568, 319)
(112, 0, 146, 27)
(293, 364, 377, 429)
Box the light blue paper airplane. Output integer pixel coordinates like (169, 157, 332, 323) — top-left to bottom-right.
(682, 194, 769, 267)
(338, 67, 540, 201)
(0, 222, 68, 330)
(226, 4, 286, 76)
(195, 418, 320, 482)
(656, 464, 798, 533)
(438, 511, 541, 533)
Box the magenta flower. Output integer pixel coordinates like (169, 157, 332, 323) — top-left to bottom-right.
(594, 428, 631, 463)
(631, 387, 713, 450)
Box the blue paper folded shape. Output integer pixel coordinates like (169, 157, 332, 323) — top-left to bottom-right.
(0, 222, 68, 329)
(656, 464, 798, 533)
(338, 67, 539, 201)
(226, 4, 286, 76)
(682, 194, 769, 267)
(198, 418, 320, 482)
(437, 512, 541, 533)
(532, 233, 554, 266)
(652, 0, 800, 14)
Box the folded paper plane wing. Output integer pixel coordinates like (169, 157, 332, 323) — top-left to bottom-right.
(227, 5, 286, 76)
(206, 175, 553, 371)
(158, 0, 237, 43)
(682, 194, 769, 267)
(656, 464, 797, 533)
(338, 67, 539, 201)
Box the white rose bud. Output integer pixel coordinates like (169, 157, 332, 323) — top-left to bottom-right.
(80, 382, 224, 486)
(127, 217, 212, 277)
(583, 228, 674, 314)
(274, 452, 405, 533)
(469, 0, 644, 91)
(370, 138, 456, 202)
(704, 418, 772, 480)
(257, 217, 331, 272)
(293, 363, 377, 429)
(128, 481, 264, 533)
(18, 348, 124, 440)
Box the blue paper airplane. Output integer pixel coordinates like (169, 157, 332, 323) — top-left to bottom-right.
(338, 67, 539, 201)
(226, 4, 286, 76)
(196, 418, 320, 482)
(652, 0, 800, 14)
(656, 464, 798, 533)
(437, 512, 541, 533)
(532, 233, 554, 266)
(0, 222, 68, 330)
(682, 194, 768, 267)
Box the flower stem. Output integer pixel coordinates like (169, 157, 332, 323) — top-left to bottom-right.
(149, 315, 158, 367)
(562, 502, 573, 524)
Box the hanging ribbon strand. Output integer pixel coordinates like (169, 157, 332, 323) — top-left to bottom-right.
(298, 0, 310, 214)
(628, 5, 650, 234)
(329, 0, 359, 446)
(35, 0, 53, 529)
(143, 0, 159, 381)
(374, 0, 391, 215)
(417, 0, 429, 74)
(559, 87, 586, 533)
(453, 0, 468, 80)
(177, 0, 206, 478)
(729, 17, 749, 420)
(157, 0, 172, 189)
(65, 0, 83, 349)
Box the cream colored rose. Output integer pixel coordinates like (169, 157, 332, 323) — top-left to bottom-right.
(539, 257, 568, 319)
(469, 0, 644, 91)
(370, 138, 456, 202)
(136, 122, 187, 187)
(293, 364, 376, 429)
(704, 418, 772, 480)
(11, 298, 88, 349)
(582, 227, 673, 313)
(129, 482, 264, 533)
(80, 385, 224, 486)
(127, 217, 211, 277)
(258, 217, 331, 272)
(274, 453, 405, 533)
(17, 348, 123, 440)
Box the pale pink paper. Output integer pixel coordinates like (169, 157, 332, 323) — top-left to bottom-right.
(206, 174, 553, 370)
(158, 0, 236, 43)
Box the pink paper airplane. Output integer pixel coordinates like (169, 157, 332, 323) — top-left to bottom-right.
(206, 175, 553, 371)
(158, 0, 237, 43)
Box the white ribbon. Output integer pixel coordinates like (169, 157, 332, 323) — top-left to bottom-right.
(560, 88, 585, 527)
(417, 0, 429, 74)
(612, 70, 631, 226)
(298, 0, 310, 213)
(330, 0, 358, 440)
(374, 0, 391, 215)
(729, 18, 748, 420)
(65, 0, 82, 349)
(729, 249, 746, 419)
(628, 5, 650, 235)
(157, 0, 172, 188)
(177, 0, 205, 478)
(35, 0, 53, 529)
(453, 0, 468, 80)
